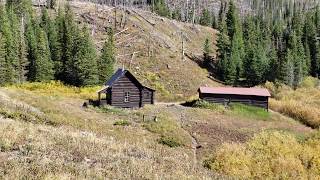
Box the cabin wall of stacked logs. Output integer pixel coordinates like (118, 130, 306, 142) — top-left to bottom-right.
(200, 93, 269, 110)
(111, 75, 141, 108)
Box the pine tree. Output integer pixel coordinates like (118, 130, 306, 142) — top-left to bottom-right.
(304, 14, 319, 77)
(0, 6, 16, 83)
(243, 16, 269, 86)
(226, 1, 244, 81)
(0, 34, 8, 85)
(282, 49, 295, 86)
(61, 5, 78, 84)
(212, 14, 218, 29)
(25, 17, 38, 81)
(203, 37, 212, 67)
(54, 7, 65, 79)
(74, 26, 98, 86)
(154, 0, 171, 18)
(216, 16, 231, 81)
(34, 28, 54, 82)
(199, 9, 211, 26)
(267, 44, 279, 82)
(17, 30, 28, 83)
(41, 8, 61, 78)
(304, 41, 312, 74)
(226, 1, 237, 39)
(8, 8, 28, 83)
(226, 36, 239, 85)
(98, 28, 116, 84)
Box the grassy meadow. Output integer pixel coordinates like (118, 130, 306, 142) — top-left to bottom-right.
(0, 81, 318, 178)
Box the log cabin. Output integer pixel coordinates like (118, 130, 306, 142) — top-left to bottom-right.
(97, 68, 155, 108)
(198, 87, 271, 110)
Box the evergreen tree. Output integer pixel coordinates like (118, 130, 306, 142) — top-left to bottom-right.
(25, 17, 37, 81)
(199, 9, 211, 26)
(282, 49, 295, 86)
(226, 36, 239, 85)
(41, 8, 61, 78)
(212, 14, 218, 29)
(8, 8, 28, 83)
(243, 17, 269, 86)
(34, 28, 54, 81)
(304, 14, 319, 77)
(226, 1, 244, 81)
(0, 34, 9, 85)
(98, 29, 116, 84)
(0, 6, 16, 83)
(216, 16, 230, 81)
(54, 7, 65, 79)
(154, 0, 171, 18)
(267, 44, 279, 82)
(226, 1, 238, 39)
(74, 26, 98, 86)
(61, 5, 78, 84)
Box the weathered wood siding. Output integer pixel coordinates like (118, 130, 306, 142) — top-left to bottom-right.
(111, 75, 141, 108)
(142, 88, 154, 105)
(200, 93, 269, 109)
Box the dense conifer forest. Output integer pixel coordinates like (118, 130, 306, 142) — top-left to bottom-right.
(0, 1, 115, 87)
(214, 1, 320, 87)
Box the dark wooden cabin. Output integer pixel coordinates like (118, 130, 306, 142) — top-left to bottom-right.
(97, 69, 155, 108)
(198, 87, 271, 110)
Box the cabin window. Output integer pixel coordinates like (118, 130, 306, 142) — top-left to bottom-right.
(124, 92, 130, 102)
(145, 91, 150, 98)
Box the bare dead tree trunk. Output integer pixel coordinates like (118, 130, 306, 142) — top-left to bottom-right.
(186, 0, 189, 22)
(114, 0, 117, 31)
(181, 31, 185, 61)
(192, 0, 195, 24)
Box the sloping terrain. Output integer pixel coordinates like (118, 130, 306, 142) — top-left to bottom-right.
(0, 84, 314, 178)
(66, 1, 220, 101)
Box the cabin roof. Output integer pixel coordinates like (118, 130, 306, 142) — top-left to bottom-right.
(105, 68, 126, 87)
(98, 68, 155, 93)
(199, 87, 271, 97)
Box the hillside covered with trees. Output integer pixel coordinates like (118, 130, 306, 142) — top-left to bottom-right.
(0, 1, 115, 87)
(214, 1, 320, 87)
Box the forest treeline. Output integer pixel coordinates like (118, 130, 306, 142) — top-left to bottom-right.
(108, 0, 320, 87)
(211, 1, 320, 87)
(0, 1, 115, 87)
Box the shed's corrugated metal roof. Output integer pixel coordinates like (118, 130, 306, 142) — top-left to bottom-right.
(199, 87, 271, 97)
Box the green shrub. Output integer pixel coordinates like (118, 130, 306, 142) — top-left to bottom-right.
(193, 100, 226, 112)
(144, 115, 190, 147)
(113, 120, 130, 126)
(158, 136, 182, 147)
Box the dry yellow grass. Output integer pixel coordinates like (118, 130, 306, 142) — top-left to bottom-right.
(206, 131, 320, 179)
(266, 77, 320, 128)
(7, 81, 100, 100)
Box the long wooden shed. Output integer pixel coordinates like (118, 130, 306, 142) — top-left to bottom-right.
(97, 68, 155, 108)
(198, 87, 271, 110)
